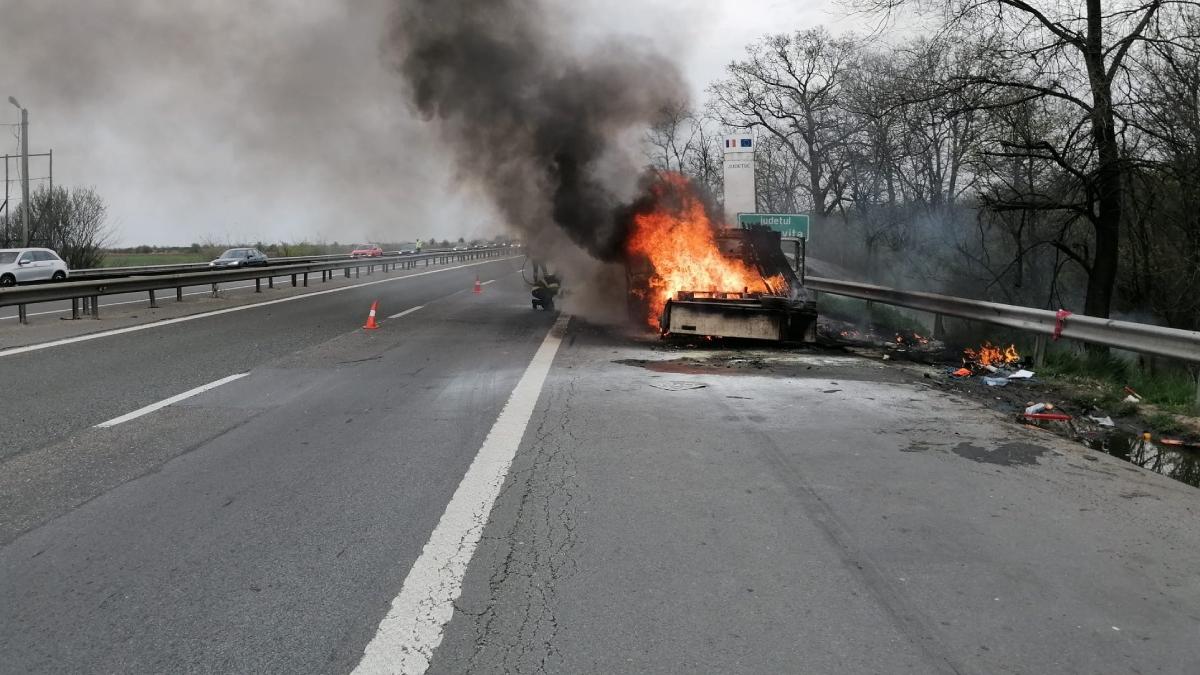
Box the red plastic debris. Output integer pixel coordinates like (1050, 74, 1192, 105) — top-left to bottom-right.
(1052, 309, 1072, 341)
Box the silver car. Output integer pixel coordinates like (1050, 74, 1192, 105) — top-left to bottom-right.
(0, 248, 70, 286)
(209, 248, 268, 267)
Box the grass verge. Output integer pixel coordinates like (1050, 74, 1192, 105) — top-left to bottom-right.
(1038, 350, 1199, 416)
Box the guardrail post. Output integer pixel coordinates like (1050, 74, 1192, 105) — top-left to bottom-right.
(255, 278, 262, 293)
(1034, 334, 1047, 367)
(356, 266, 360, 278)
(268, 276, 274, 289)
(291, 274, 297, 287)
(18, 304, 27, 324)
(303, 273, 308, 287)
(176, 287, 183, 302)
(211, 283, 219, 298)
(148, 289, 158, 308)
(71, 298, 80, 319)
(344, 268, 350, 279)
(90, 296, 100, 319)
(933, 313, 945, 340)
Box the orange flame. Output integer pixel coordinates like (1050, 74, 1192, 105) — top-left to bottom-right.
(626, 173, 784, 329)
(963, 341, 1020, 367)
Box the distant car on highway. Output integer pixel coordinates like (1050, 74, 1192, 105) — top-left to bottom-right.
(209, 248, 268, 268)
(0, 248, 69, 286)
(452, 245, 467, 251)
(399, 248, 419, 255)
(351, 244, 383, 258)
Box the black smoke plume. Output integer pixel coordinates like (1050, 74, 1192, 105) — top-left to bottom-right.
(386, 0, 688, 261)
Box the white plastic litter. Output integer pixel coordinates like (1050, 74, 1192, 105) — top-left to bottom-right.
(1008, 369, 1035, 379)
(1088, 415, 1115, 427)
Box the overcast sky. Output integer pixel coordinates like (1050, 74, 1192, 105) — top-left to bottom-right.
(0, 0, 869, 246)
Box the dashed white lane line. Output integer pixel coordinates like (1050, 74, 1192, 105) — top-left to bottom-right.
(480, 279, 496, 286)
(386, 305, 424, 320)
(0, 284, 258, 321)
(0, 257, 519, 359)
(94, 373, 249, 428)
(352, 313, 570, 675)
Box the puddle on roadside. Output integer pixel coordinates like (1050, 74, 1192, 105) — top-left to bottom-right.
(1083, 431, 1200, 488)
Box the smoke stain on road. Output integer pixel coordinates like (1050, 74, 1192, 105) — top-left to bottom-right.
(952, 442, 1050, 466)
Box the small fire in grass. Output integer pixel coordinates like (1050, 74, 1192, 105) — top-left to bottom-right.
(963, 341, 1020, 368)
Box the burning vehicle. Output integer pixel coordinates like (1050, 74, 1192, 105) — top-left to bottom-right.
(623, 175, 817, 342)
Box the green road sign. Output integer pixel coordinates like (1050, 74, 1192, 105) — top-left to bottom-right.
(737, 213, 810, 240)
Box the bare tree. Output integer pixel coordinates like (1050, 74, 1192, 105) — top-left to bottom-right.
(21, 186, 113, 269)
(857, 0, 1199, 319)
(1119, 8, 1200, 329)
(708, 28, 859, 218)
(644, 102, 725, 204)
(644, 101, 700, 174)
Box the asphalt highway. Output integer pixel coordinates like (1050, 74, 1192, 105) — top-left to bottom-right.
(1, 262, 1197, 674)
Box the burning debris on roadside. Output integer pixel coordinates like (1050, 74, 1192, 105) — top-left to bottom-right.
(963, 341, 1021, 371)
(820, 318, 945, 358)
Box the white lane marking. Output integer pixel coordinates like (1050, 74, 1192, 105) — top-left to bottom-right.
(0, 257, 520, 358)
(480, 279, 495, 286)
(95, 373, 249, 428)
(0, 284, 258, 321)
(352, 314, 570, 675)
(386, 305, 424, 320)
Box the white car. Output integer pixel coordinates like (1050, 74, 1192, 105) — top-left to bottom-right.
(0, 248, 70, 287)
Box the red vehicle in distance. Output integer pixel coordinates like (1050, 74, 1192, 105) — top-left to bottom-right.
(350, 244, 383, 258)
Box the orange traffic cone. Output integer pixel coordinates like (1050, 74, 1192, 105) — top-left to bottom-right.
(473, 276, 482, 294)
(363, 300, 380, 329)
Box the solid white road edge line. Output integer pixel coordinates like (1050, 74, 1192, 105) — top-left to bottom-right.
(352, 314, 570, 675)
(95, 372, 249, 428)
(386, 305, 424, 320)
(0, 257, 520, 358)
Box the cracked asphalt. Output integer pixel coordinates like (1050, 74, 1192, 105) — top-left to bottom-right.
(2, 266, 1198, 674)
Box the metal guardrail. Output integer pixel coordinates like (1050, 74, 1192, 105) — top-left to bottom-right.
(66, 247, 486, 281)
(0, 247, 510, 323)
(806, 276, 1200, 366)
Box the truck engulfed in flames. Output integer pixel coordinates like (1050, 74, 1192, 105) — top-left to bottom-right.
(623, 173, 816, 342)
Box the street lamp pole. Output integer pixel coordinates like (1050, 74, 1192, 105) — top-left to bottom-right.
(8, 96, 30, 247)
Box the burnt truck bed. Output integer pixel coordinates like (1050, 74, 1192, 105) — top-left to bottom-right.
(663, 294, 817, 342)
(631, 225, 818, 343)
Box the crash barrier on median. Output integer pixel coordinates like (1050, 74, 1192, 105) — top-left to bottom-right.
(806, 276, 1200, 403)
(67, 247, 501, 281)
(0, 247, 510, 324)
